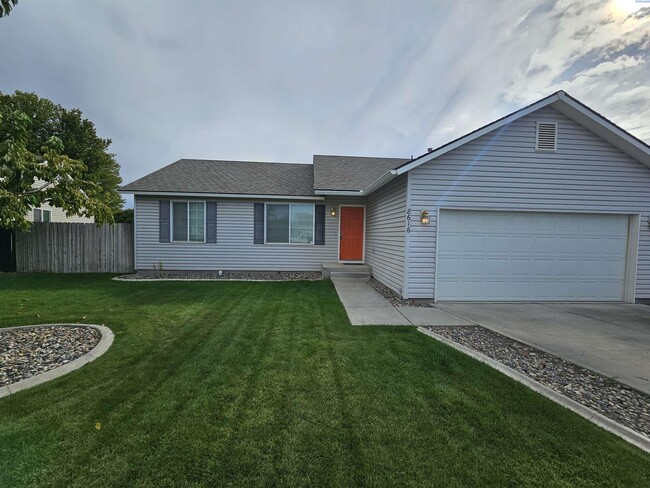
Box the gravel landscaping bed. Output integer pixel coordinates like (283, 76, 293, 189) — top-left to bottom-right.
(0, 326, 100, 387)
(116, 271, 323, 281)
(426, 325, 650, 438)
(370, 278, 432, 307)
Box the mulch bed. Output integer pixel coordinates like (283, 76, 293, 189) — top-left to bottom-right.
(369, 278, 432, 307)
(0, 326, 100, 387)
(116, 271, 323, 281)
(426, 325, 650, 438)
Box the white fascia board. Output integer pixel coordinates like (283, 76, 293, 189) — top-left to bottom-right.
(314, 170, 399, 197)
(362, 170, 399, 196)
(394, 93, 562, 175)
(121, 190, 325, 201)
(394, 91, 650, 175)
(313, 190, 363, 196)
(554, 92, 650, 167)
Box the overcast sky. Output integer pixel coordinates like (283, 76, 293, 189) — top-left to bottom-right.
(1, 0, 649, 207)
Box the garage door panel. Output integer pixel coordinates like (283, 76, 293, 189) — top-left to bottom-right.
(484, 236, 509, 251)
(437, 210, 629, 301)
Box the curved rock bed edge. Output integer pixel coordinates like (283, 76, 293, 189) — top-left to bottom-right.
(0, 324, 114, 398)
(424, 325, 650, 439)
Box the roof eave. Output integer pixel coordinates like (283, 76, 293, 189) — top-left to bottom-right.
(313, 189, 363, 196)
(553, 92, 650, 167)
(394, 92, 563, 175)
(120, 190, 325, 201)
(393, 91, 650, 175)
(362, 170, 399, 196)
(313, 170, 400, 196)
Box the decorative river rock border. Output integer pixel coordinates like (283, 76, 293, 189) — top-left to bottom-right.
(0, 324, 114, 398)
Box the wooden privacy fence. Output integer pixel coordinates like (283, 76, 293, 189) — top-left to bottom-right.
(16, 223, 134, 273)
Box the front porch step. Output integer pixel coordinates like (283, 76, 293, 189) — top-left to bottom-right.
(322, 262, 372, 280)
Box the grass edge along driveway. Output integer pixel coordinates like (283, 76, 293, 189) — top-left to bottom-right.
(0, 274, 648, 487)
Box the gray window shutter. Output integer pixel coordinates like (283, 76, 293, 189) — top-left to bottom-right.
(206, 201, 217, 243)
(159, 200, 170, 243)
(314, 204, 325, 245)
(254, 203, 264, 244)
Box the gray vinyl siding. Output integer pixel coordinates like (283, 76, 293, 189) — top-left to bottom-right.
(134, 196, 363, 271)
(406, 106, 650, 300)
(365, 174, 407, 294)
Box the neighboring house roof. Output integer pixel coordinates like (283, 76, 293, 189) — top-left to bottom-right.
(312, 155, 408, 193)
(120, 159, 315, 197)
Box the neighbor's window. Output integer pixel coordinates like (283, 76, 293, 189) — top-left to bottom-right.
(33, 208, 51, 222)
(265, 204, 314, 244)
(172, 201, 205, 242)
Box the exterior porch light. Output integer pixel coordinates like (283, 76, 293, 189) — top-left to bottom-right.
(330, 207, 337, 217)
(420, 209, 430, 224)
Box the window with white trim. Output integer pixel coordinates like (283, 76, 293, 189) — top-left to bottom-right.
(172, 201, 205, 242)
(265, 204, 314, 244)
(33, 208, 51, 222)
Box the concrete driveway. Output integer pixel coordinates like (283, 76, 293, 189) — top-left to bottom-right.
(437, 302, 650, 395)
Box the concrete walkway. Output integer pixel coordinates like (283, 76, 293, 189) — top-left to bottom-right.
(331, 277, 475, 326)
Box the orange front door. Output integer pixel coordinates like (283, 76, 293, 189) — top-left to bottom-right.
(339, 206, 364, 261)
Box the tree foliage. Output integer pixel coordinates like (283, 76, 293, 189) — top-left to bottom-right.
(0, 0, 18, 18)
(0, 110, 115, 230)
(0, 91, 123, 215)
(113, 208, 134, 223)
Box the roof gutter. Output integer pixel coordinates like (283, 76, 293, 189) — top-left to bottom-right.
(362, 170, 399, 196)
(313, 169, 400, 197)
(120, 190, 325, 201)
(313, 189, 363, 196)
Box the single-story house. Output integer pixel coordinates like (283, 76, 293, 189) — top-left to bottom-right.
(120, 91, 650, 303)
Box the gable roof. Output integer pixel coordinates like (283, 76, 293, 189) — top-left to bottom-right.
(394, 90, 650, 175)
(120, 159, 315, 197)
(312, 155, 408, 193)
(120, 92, 650, 199)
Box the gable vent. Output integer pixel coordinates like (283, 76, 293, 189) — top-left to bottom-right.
(535, 122, 558, 151)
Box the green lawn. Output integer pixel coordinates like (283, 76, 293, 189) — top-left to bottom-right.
(0, 274, 648, 487)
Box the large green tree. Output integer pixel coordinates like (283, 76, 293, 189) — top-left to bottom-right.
(0, 91, 123, 215)
(0, 110, 115, 230)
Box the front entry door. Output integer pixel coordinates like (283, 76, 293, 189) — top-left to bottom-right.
(339, 206, 364, 261)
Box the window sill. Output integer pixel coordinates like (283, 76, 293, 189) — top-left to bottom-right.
(263, 242, 315, 246)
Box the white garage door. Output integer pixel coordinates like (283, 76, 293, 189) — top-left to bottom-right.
(437, 210, 630, 301)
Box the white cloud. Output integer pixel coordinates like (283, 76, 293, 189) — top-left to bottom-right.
(504, 0, 650, 139)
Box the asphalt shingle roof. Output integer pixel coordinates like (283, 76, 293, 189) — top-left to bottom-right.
(312, 155, 408, 192)
(120, 159, 315, 196)
(121, 155, 410, 196)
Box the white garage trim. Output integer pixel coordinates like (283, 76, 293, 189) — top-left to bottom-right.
(625, 215, 640, 303)
(434, 208, 638, 303)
